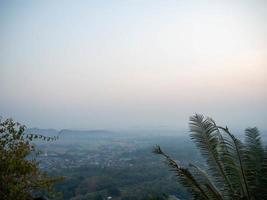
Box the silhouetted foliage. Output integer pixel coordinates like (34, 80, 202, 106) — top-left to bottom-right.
(154, 114, 267, 200)
(0, 118, 61, 200)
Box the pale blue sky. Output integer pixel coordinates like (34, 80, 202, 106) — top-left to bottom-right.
(0, 0, 266, 130)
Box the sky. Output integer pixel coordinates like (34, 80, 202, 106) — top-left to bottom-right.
(0, 0, 266, 131)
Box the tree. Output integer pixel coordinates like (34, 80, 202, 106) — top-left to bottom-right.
(153, 114, 267, 200)
(93, 193, 103, 200)
(107, 187, 121, 197)
(0, 118, 61, 200)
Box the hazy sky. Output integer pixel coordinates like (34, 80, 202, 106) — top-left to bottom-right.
(1, 0, 266, 130)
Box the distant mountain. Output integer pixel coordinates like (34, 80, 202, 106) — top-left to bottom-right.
(26, 128, 116, 141)
(26, 128, 59, 137)
(59, 129, 113, 135)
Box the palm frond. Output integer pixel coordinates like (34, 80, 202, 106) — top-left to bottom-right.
(216, 126, 250, 199)
(209, 120, 241, 196)
(189, 114, 234, 197)
(154, 114, 266, 200)
(189, 163, 223, 200)
(153, 145, 209, 199)
(216, 135, 244, 198)
(243, 127, 264, 197)
(259, 148, 267, 198)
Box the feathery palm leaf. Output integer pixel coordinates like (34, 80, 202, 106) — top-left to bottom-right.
(216, 126, 249, 199)
(154, 114, 267, 200)
(153, 145, 209, 199)
(189, 114, 235, 197)
(189, 163, 223, 200)
(243, 127, 264, 197)
(259, 148, 267, 199)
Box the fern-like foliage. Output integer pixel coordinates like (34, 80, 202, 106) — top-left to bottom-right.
(189, 163, 223, 200)
(189, 115, 235, 198)
(153, 145, 209, 199)
(154, 114, 267, 200)
(243, 128, 266, 199)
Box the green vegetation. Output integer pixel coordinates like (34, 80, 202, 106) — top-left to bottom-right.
(35, 129, 196, 199)
(154, 114, 267, 200)
(3, 114, 265, 200)
(0, 118, 61, 200)
(52, 152, 187, 200)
